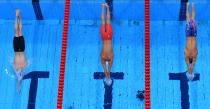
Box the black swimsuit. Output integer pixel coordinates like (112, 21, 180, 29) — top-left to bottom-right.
(13, 36, 25, 52)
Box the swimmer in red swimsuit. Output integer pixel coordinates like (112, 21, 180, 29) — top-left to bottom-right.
(100, 3, 113, 84)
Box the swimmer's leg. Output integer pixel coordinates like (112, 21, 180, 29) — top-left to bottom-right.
(186, 2, 190, 22)
(14, 9, 22, 36)
(18, 13, 23, 36)
(14, 10, 19, 37)
(101, 3, 105, 25)
(105, 3, 111, 24)
(192, 2, 196, 20)
(105, 0, 113, 19)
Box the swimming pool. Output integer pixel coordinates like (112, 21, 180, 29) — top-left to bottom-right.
(151, 0, 210, 109)
(0, 0, 144, 109)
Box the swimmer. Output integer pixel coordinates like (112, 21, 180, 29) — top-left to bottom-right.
(100, 3, 113, 85)
(105, 0, 113, 19)
(184, 2, 197, 80)
(13, 9, 27, 93)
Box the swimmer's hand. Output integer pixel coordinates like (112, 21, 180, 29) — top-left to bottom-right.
(186, 68, 195, 81)
(105, 3, 109, 8)
(187, 72, 195, 81)
(104, 77, 112, 86)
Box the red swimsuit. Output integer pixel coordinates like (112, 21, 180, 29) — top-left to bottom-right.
(100, 24, 112, 40)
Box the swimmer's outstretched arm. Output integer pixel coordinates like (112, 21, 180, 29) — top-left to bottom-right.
(107, 58, 113, 78)
(101, 3, 105, 25)
(101, 57, 107, 77)
(191, 57, 197, 72)
(105, 3, 111, 24)
(184, 49, 191, 73)
(185, 58, 191, 73)
(192, 2, 196, 20)
(186, 2, 190, 22)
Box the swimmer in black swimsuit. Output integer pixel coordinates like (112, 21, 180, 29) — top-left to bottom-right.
(184, 2, 197, 80)
(13, 9, 27, 93)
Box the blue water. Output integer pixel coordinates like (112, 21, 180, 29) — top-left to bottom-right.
(0, 1, 144, 109)
(150, 0, 210, 108)
(151, 20, 210, 109)
(0, 0, 143, 20)
(4, 0, 210, 109)
(63, 20, 144, 109)
(151, 1, 210, 108)
(151, 1, 210, 21)
(151, 21, 210, 109)
(0, 20, 62, 109)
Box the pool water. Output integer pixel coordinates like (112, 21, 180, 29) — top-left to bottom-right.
(0, 0, 144, 109)
(151, 1, 210, 109)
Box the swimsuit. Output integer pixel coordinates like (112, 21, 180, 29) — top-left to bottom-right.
(100, 24, 113, 40)
(185, 19, 197, 37)
(13, 36, 25, 52)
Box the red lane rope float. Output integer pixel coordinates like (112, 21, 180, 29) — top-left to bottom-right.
(145, 0, 150, 109)
(57, 0, 70, 109)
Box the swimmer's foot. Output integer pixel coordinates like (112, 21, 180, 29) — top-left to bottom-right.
(105, 3, 109, 8)
(186, 2, 190, 11)
(102, 3, 105, 8)
(16, 9, 20, 17)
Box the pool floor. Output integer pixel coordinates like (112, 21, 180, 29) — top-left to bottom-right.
(0, 20, 144, 109)
(151, 21, 210, 109)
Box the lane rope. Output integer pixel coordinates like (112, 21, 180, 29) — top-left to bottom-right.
(56, 0, 70, 109)
(145, 0, 150, 109)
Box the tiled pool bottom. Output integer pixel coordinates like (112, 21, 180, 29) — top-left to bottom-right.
(0, 20, 144, 109)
